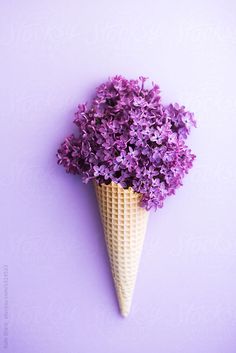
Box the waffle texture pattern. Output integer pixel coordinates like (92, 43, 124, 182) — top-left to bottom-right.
(94, 182, 149, 317)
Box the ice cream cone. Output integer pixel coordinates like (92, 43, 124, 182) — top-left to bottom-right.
(94, 181, 149, 317)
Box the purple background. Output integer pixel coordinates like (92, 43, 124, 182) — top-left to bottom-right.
(1, 1, 236, 352)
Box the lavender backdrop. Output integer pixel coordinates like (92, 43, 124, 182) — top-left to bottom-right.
(1, 1, 236, 352)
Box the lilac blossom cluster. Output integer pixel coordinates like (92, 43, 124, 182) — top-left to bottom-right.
(57, 76, 196, 210)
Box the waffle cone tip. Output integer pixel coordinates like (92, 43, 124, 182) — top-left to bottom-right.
(121, 310, 129, 318)
(118, 294, 132, 317)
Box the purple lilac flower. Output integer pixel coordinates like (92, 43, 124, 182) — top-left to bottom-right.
(57, 75, 196, 211)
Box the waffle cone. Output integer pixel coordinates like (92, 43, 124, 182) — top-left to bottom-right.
(94, 182, 149, 317)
